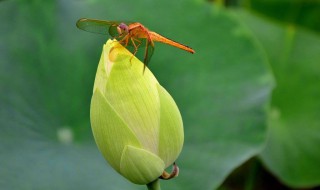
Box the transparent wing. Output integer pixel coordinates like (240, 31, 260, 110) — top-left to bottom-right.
(77, 18, 155, 69)
(143, 39, 154, 70)
(144, 40, 154, 66)
(76, 18, 120, 37)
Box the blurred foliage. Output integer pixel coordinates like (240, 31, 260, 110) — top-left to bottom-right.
(240, 10, 320, 188)
(0, 0, 319, 190)
(243, 0, 320, 33)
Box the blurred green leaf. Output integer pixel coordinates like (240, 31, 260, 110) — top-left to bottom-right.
(243, 0, 320, 33)
(239, 11, 320, 188)
(0, 0, 273, 190)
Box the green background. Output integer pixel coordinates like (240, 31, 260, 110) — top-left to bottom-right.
(1, 0, 319, 189)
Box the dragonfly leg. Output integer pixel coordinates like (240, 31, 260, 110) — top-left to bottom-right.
(113, 32, 124, 42)
(129, 37, 142, 64)
(118, 35, 129, 46)
(130, 37, 142, 55)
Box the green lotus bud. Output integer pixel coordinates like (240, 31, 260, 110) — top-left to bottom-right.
(90, 40, 184, 185)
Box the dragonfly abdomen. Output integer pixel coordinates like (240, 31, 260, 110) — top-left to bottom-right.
(149, 32, 195, 54)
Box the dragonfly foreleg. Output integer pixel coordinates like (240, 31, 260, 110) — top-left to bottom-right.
(131, 37, 142, 55)
(129, 37, 142, 64)
(118, 35, 130, 47)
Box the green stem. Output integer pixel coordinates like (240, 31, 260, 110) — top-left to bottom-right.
(146, 179, 161, 190)
(244, 159, 258, 190)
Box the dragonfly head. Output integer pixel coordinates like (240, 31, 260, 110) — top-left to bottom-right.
(117, 23, 129, 35)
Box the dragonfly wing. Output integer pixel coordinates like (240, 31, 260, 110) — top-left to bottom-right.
(143, 39, 155, 70)
(76, 18, 119, 37)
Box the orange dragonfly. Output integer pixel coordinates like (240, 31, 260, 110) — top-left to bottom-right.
(76, 18, 195, 69)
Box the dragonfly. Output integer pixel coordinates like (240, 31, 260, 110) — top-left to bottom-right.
(76, 18, 195, 70)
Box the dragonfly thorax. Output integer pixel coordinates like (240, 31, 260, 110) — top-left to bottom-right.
(117, 23, 129, 35)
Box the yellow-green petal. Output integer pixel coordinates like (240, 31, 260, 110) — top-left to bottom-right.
(157, 84, 184, 167)
(92, 42, 111, 93)
(104, 41, 161, 154)
(90, 89, 142, 172)
(120, 145, 165, 185)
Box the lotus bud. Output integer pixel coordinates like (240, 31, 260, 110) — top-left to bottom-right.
(90, 40, 184, 185)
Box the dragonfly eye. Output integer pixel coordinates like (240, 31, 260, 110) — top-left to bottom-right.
(117, 23, 129, 35)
